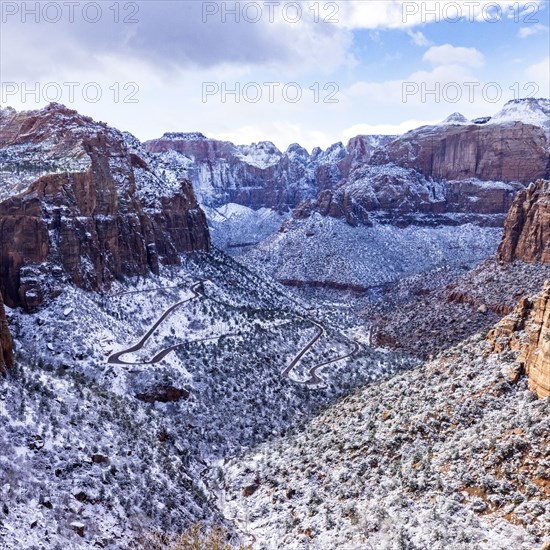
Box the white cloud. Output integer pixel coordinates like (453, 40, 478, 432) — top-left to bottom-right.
(407, 30, 431, 46)
(423, 44, 485, 67)
(346, 64, 479, 105)
(525, 57, 550, 96)
(336, 1, 545, 29)
(342, 119, 439, 139)
(518, 24, 549, 38)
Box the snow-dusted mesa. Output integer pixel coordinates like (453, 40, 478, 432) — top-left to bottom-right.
(235, 141, 282, 169)
(441, 111, 471, 125)
(488, 97, 550, 139)
(145, 133, 320, 212)
(369, 101, 549, 185)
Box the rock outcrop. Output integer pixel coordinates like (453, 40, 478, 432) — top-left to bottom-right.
(0, 104, 210, 311)
(144, 133, 317, 211)
(294, 99, 549, 227)
(135, 385, 190, 403)
(497, 179, 550, 263)
(371, 100, 550, 184)
(488, 282, 550, 398)
(143, 133, 393, 212)
(0, 291, 14, 374)
(293, 165, 522, 227)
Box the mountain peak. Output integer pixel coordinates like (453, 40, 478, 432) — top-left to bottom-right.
(161, 131, 208, 141)
(490, 98, 550, 138)
(441, 112, 470, 125)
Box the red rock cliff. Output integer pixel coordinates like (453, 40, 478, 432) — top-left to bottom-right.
(0, 291, 14, 374)
(497, 179, 550, 263)
(0, 104, 210, 311)
(488, 282, 550, 398)
(371, 121, 549, 184)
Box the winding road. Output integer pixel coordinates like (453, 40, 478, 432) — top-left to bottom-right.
(108, 282, 204, 365)
(107, 280, 359, 386)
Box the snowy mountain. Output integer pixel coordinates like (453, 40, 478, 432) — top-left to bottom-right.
(143, 132, 394, 213)
(0, 103, 210, 311)
(144, 133, 314, 211)
(1, 101, 549, 550)
(489, 98, 550, 140)
(141, 100, 550, 301)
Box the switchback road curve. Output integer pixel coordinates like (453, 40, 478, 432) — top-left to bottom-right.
(107, 280, 359, 385)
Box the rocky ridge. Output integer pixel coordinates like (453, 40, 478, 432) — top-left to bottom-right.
(498, 179, 550, 263)
(0, 103, 210, 311)
(0, 290, 14, 374)
(296, 99, 550, 227)
(144, 133, 394, 212)
(372, 115, 549, 184)
(488, 282, 550, 398)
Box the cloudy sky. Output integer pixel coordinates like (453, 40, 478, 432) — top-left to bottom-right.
(1, 0, 549, 150)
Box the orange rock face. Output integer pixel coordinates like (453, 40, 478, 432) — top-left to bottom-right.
(518, 287, 550, 398)
(0, 291, 14, 374)
(488, 283, 550, 398)
(497, 179, 550, 264)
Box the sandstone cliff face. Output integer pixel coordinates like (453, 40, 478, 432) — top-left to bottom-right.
(497, 179, 550, 263)
(0, 291, 14, 374)
(0, 104, 210, 311)
(371, 121, 549, 184)
(294, 100, 549, 227)
(488, 282, 550, 398)
(144, 133, 394, 212)
(144, 133, 317, 211)
(293, 164, 522, 227)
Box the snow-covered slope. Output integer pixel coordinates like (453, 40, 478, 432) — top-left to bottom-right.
(488, 98, 550, 139)
(204, 203, 288, 250)
(0, 249, 414, 548)
(239, 215, 503, 291)
(222, 330, 550, 549)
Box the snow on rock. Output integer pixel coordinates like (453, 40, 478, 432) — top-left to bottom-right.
(205, 203, 288, 250)
(488, 98, 550, 139)
(235, 141, 282, 168)
(441, 112, 471, 125)
(0, 103, 211, 310)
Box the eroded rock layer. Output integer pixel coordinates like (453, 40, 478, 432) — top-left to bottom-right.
(488, 282, 550, 398)
(497, 179, 550, 263)
(0, 104, 210, 311)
